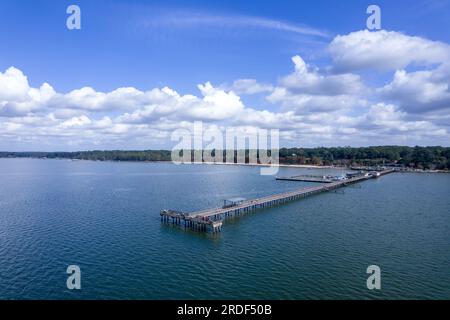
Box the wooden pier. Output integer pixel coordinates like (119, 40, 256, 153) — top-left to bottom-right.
(161, 169, 394, 233)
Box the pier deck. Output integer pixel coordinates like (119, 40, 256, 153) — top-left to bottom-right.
(161, 169, 394, 233)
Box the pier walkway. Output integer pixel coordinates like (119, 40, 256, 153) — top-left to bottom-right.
(160, 169, 394, 233)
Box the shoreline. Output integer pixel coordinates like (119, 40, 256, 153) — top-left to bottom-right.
(186, 161, 335, 169)
(182, 161, 450, 173)
(2, 157, 449, 173)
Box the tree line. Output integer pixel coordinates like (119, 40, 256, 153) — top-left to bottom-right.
(278, 146, 450, 169)
(1, 146, 449, 169)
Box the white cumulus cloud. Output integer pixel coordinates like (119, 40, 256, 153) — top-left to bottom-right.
(1, 28, 450, 150)
(329, 30, 450, 71)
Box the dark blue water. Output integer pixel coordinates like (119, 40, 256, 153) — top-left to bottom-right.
(0, 159, 449, 299)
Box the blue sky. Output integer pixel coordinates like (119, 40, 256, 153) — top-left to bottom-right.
(0, 0, 450, 150)
(1, 0, 449, 92)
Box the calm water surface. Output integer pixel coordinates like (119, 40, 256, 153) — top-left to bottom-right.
(0, 159, 449, 299)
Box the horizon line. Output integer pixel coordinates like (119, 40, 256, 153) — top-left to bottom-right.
(1, 145, 449, 153)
